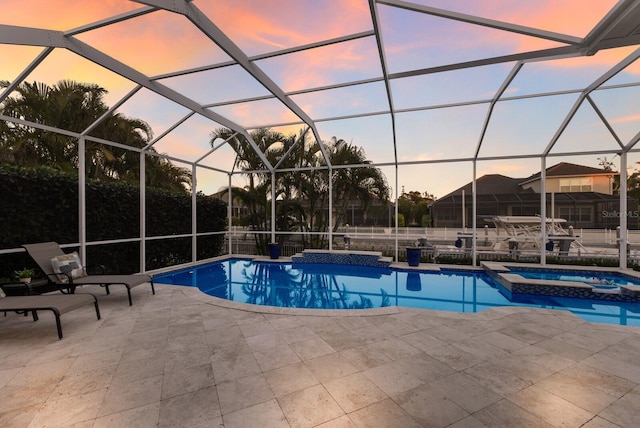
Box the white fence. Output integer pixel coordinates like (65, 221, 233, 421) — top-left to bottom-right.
(227, 226, 640, 247)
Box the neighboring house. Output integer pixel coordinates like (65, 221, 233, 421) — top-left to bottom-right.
(209, 189, 250, 219)
(430, 162, 638, 229)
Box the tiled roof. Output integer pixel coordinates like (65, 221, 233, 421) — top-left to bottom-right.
(435, 162, 616, 202)
(438, 174, 531, 199)
(520, 162, 616, 185)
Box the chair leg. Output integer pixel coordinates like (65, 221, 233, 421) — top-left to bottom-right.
(60, 285, 77, 294)
(92, 296, 101, 320)
(51, 309, 63, 339)
(127, 287, 132, 306)
(151, 280, 155, 295)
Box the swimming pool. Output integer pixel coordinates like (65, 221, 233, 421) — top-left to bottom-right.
(153, 259, 640, 326)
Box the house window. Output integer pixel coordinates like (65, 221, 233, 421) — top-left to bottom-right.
(579, 207, 591, 221)
(559, 177, 592, 192)
(558, 207, 592, 222)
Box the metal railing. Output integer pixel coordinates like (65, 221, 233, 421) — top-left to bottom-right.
(223, 225, 640, 265)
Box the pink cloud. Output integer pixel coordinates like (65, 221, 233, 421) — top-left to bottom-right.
(197, 0, 374, 89)
(477, 1, 619, 54)
(198, 0, 370, 50)
(494, 0, 637, 73)
(611, 114, 640, 124)
(471, 1, 639, 76)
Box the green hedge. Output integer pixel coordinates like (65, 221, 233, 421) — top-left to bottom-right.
(0, 165, 227, 280)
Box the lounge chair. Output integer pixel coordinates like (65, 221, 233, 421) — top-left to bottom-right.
(23, 242, 155, 306)
(0, 289, 100, 339)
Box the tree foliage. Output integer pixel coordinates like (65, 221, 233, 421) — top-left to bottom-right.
(0, 165, 226, 279)
(601, 157, 640, 202)
(0, 79, 190, 192)
(397, 190, 436, 227)
(211, 128, 391, 252)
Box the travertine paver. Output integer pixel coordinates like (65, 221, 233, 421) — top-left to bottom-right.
(1, 283, 640, 427)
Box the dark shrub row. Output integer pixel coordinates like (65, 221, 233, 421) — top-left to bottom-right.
(0, 165, 227, 280)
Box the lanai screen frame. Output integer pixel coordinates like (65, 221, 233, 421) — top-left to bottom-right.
(1, 0, 640, 270)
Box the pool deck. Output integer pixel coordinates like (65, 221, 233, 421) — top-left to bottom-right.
(2, 281, 640, 427)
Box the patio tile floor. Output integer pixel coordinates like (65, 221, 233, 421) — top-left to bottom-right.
(2, 283, 640, 427)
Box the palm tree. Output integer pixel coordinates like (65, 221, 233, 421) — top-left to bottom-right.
(212, 128, 274, 252)
(327, 138, 390, 232)
(293, 140, 331, 248)
(0, 79, 191, 192)
(210, 128, 391, 250)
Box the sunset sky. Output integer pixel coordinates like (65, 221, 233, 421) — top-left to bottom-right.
(1, 0, 639, 198)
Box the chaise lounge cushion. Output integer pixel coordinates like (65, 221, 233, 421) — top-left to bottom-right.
(51, 252, 87, 283)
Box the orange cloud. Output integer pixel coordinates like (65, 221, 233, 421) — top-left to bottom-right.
(1, 1, 140, 30)
(70, 1, 375, 106)
(4, 0, 635, 130)
(611, 114, 640, 124)
(74, 10, 227, 77)
(2, 3, 223, 104)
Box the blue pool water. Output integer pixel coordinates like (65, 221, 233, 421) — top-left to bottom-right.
(506, 269, 640, 289)
(153, 259, 640, 326)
